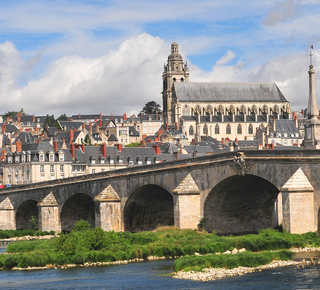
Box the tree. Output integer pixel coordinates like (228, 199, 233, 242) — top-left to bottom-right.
(140, 101, 162, 115)
(57, 114, 69, 121)
(83, 134, 92, 146)
(3, 108, 26, 120)
(43, 114, 56, 128)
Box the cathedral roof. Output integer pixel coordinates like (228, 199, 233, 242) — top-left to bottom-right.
(173, 82, 288, 103)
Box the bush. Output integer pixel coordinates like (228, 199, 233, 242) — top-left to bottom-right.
(4, 256, 17, 269)
(72, 220, 90, 232)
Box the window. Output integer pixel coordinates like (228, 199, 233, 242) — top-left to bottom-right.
(39, 154, 44, 161)
(189, 126, 194, 136)
(50, 165, 54, 173)
(60, 165, 64, 173)
(237, 124, 242, 134)
(15, 156, 19, 163)
(8, 157, 12, 163)
(248, 124, 253, 134)
(215, 124, 219, 135)
(8, 167, 12, 174)
(203, 124, 208, 135)
(15, 167, 19, 175)
(40, 165, 44, 173)
(226, 124, 231, 135)
(181, 78, 184, 82)
(173, 78, 176, 82)
(59, 154, 64, 161)
(49, 154, 54, 161)
(101, 169, 105, 173)
(92, 169, 96, 174)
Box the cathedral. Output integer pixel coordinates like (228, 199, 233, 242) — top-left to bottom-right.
(162, 42, 292, 142)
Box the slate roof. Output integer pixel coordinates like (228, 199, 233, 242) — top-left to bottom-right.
(59, 121, 83, 131)
(271, 119, 301, 138)
(12, 132, 34, 145)
(173, 82, 288, 103)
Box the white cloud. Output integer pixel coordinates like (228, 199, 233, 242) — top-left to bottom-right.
(16, 34, 168, 116)
(216, 50, 237, 66)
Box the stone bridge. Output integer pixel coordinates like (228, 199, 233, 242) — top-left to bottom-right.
(0, 150, 319, 235)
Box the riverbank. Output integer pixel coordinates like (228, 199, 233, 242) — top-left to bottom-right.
(1, 224, 320, 271)
(173, 259, 302, 281)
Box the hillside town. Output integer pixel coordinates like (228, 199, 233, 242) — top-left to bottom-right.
(0, 42, 307, 186)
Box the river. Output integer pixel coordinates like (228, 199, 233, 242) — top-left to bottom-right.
(0, 253, 319, 289)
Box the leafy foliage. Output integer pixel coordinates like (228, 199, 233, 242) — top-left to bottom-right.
(2, 108, 26, 120)
(43, 114, 56, 128)
(140, 101, 162, 115)
(72, 220, 90, 232)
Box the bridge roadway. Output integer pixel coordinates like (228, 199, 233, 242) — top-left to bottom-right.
(0, 149, 319, 234)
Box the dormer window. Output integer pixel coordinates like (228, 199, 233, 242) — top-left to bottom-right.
(49, 154, 54, 161)
(59, 153, 64, 161)
(15, 156, 20, 163)
(39, 154, 44, 161)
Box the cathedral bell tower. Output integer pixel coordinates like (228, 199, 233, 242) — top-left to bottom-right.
(162, 42, 189, 125)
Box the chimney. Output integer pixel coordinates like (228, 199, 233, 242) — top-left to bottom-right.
(82, 123, 85, 132)
(1, 150, 6, 162)
(33, 114, 35, 122)
(302, 109, 305, 117)
(115, 143, 122, 152)
(70, 143, 75, 159)
(235, 138, 238, 145)
(16, 140, 22, 152)
(221, 137, 225, 144)
(175, 122, 178, 130)
(153, 144, 160, 155)
(99, 119, 102, 127)
(295, 116, 299, 128)
(123, 113, 127, 121)
(2, 124, 6, 134)
(35, 126, 38, 133)
(111, 114, 113, 120)
(292, 112, 296, 119)
(79, 113, 81, 118)
(101, 143, 106, 158)
(100, 112, 102, 118)
(54, 140, 58, 152)
(147, 139, 152, 143)
(17, 114, 21, 124)
(166, 123, 169, 130)
(156, 110, 158, 119)
(46, 124, 49, 129)
(69, 129, 74, 145)
(70, 118, 73, 121)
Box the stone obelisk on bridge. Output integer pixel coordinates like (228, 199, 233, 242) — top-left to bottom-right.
(304, 46, 320, 149)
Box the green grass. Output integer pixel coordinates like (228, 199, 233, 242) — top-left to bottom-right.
(0, 229, 54, 239)
(173, 250, 294, 272)
(1, 222, 320, 270)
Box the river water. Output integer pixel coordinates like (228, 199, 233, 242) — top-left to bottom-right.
(0, 254, 319, 290)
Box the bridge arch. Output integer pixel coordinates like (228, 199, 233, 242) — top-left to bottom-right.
(204, 174, 279, 234)
(124, 184, 174, 232)
(16, 199, 38, 230)
(60, 193, 95, 232)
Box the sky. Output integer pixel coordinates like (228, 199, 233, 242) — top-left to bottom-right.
(0, 0, 319, 117)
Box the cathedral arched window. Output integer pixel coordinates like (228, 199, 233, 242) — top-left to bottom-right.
(173, 78, 176, 82)
(215, 124, 219, 135)
(248, 124, 253, 134)
(181, 78, 184, 82)
(203, 124, 208, 135)
(226, 124, 231, 135)
(237, 124, 242, 134)
(189, 126, 194, 136)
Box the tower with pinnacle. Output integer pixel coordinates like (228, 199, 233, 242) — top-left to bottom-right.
(162, 42, 189, 125)
(304, 46, 320, 149)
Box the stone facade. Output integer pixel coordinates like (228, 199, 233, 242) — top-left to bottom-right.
(0, 150, 318, 234)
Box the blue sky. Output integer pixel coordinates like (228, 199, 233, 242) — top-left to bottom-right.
(0, 0, 319, 116)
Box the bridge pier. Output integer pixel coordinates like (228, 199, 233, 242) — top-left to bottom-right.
(172, 174, 201, 229)
(94, 185, 122, 231)
(38, 193, 61, 233)
(281, 168, 316, 234)
(0, 198, 16, 230)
